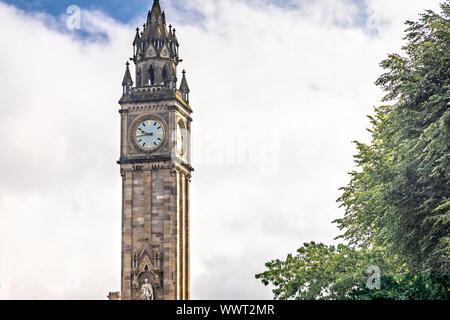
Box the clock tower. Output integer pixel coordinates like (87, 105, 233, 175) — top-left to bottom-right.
(113, 0, 193, 300)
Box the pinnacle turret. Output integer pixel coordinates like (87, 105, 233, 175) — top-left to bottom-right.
(122, 61, 133, 95)
(179, 70, 190, 103)
(133, 27, 140, 45)
(122, 62, 133, 86)
(151, 0, 162, 13)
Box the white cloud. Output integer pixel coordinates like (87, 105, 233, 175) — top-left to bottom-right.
(0, 0, 441, 299)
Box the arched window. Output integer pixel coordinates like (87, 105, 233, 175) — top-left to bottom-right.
(162, 66, 168, 85)
(148, 65, 155, 86)
(137, 68, 142, 87)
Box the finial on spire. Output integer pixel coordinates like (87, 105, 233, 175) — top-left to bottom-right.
(179, 69, 190, 103)
(122, 61, 133, 88)
(133, 28, 141, 45)
(151, 0, 162, 13)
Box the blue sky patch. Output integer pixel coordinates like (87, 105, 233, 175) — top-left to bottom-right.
(1, 0, 382, 39)
(1, 0, 153, 23)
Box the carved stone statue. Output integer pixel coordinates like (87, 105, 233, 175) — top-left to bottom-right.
(140, 279, 154, 300)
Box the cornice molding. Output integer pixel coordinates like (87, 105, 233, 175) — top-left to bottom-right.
(118, 157, 194, 176)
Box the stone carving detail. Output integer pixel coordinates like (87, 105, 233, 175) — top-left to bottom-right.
(131, 246, 162, 300)
(153, 248, 161, 269)
(120, 163, 172, 175)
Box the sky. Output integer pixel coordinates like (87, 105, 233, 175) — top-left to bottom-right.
(0, 0, 443, 300)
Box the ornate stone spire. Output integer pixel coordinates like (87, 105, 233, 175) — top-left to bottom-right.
(122, 61, 133, 95)
(124, 0, 190, 102)
(122, 61, 133, 86)
(151, 0, 162, 13)
(179, 70, 190, 103)
(144, 0, 169, 41)
(131, 0, 179, 64)
(133, 27, 140, 45)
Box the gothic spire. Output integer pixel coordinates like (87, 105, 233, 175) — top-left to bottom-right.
(179, 70, 190, 103)
(151, 0, 162, 13)
(144, 0, 168, 40)
(180, 70, 190, 93)
(133, 27, 140, 45)
(129, 1, 182, 90)
(122, 62, 133, 86)
(172, 27, 178, 46)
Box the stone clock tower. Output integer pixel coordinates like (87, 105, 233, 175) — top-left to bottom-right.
(110, 0, 193, 301)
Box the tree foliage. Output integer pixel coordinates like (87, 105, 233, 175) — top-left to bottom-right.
(347, 274, 450, 300)
(256, 3, 450, 299)
(255, 242, 401, 300)
(335, 2, 450, 274)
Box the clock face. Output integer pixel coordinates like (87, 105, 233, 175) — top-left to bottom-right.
(135, 119, 165, 150)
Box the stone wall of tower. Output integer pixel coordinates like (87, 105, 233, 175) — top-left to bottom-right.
(120, 163, 190, 300)
(115, 0, 193, 301)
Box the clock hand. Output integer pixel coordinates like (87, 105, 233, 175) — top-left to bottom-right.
(137, 131, 154, 137)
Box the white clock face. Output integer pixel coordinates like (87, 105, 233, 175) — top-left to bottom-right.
(135, 120, 165, 150)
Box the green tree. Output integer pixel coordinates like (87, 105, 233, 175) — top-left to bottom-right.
(335, 3, 450, 274)
(347, 274, 450, 300)
(255, 242, 400, 300)
(256, 3, 450, 299)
